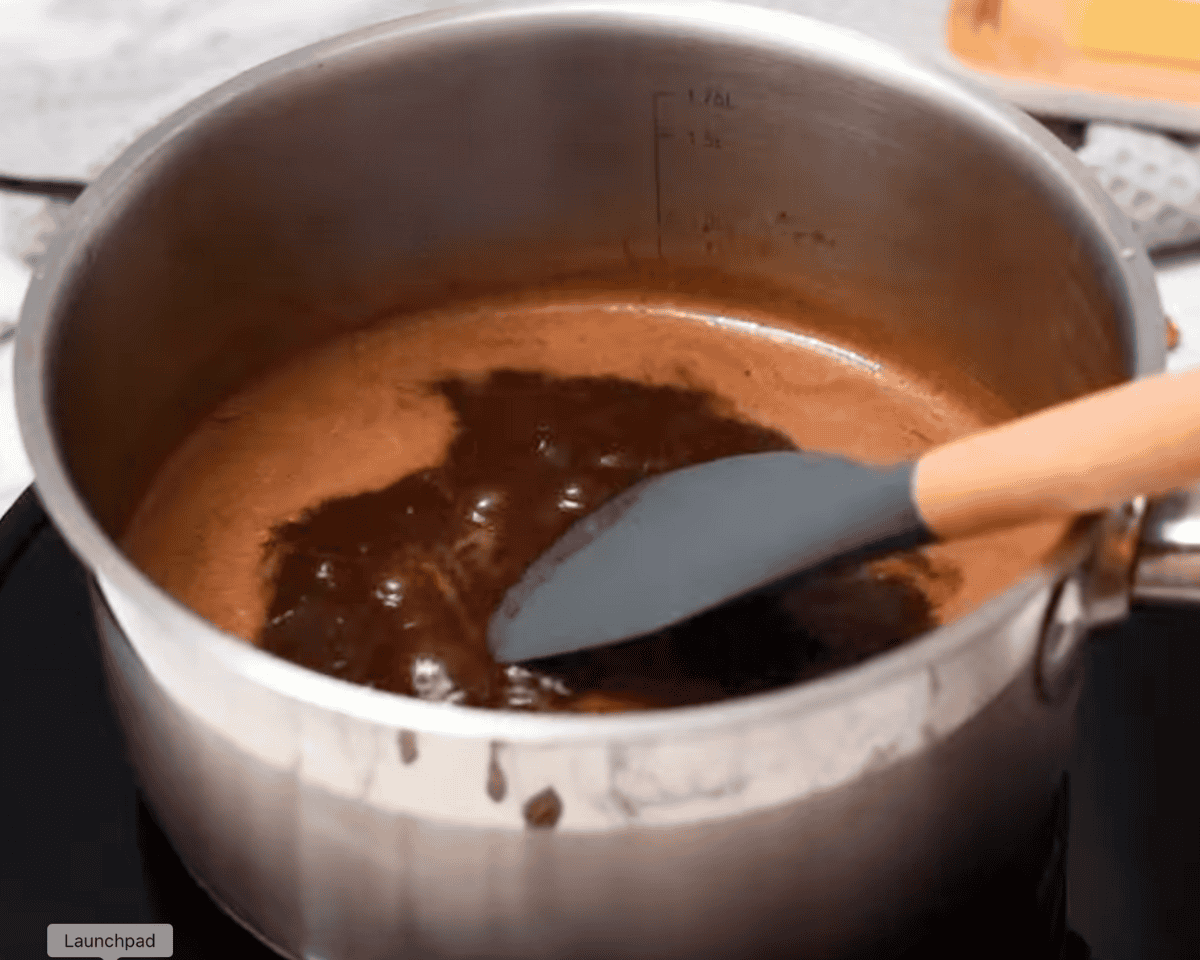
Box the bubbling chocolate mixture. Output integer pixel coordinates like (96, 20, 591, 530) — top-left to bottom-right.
(260, 370, 948, 711)
(122, 292, 1069, 715)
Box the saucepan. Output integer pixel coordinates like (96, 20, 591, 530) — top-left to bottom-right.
(12, 3, 1200, 957)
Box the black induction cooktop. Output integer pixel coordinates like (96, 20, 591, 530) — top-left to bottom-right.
(3, 485, 1198, 959)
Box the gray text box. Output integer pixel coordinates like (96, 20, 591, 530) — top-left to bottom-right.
(47, 924, 173, 960)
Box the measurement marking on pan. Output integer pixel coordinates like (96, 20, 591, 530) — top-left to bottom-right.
(651, 91, 674, 258)
(653, 85, 743, 258)
(688, 87, 735, 109)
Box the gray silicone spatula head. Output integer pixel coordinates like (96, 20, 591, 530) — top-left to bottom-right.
(490, 362, 1200, 663)
(487, 451, 932, 663)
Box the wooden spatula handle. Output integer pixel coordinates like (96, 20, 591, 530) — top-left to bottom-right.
(913, 365, 1200, 540)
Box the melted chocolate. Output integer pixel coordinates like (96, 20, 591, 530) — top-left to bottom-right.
(260, 370, 946, 711)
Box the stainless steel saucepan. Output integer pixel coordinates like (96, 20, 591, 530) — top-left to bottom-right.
(13, 3, 1200, 957)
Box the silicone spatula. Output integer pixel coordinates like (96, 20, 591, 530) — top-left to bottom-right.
(488, 364, 1200, 663)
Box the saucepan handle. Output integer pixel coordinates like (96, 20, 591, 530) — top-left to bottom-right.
(0, 173, 87, 202)
(1032, 487, 1200, 703)
(1133, 489, 1200, 605)
(1037, 483, 1200, 708)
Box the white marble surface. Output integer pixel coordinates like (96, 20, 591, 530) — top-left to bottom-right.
(2, 0, 1200, 519)
(0, 0, 450, 179)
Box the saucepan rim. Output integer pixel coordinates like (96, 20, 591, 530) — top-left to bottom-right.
(15, 0, 1163, 742)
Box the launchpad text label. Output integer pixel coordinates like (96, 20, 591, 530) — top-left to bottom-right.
(47, 924, 173, 959)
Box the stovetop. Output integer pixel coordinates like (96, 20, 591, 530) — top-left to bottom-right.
(0, 490, 283, 959)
